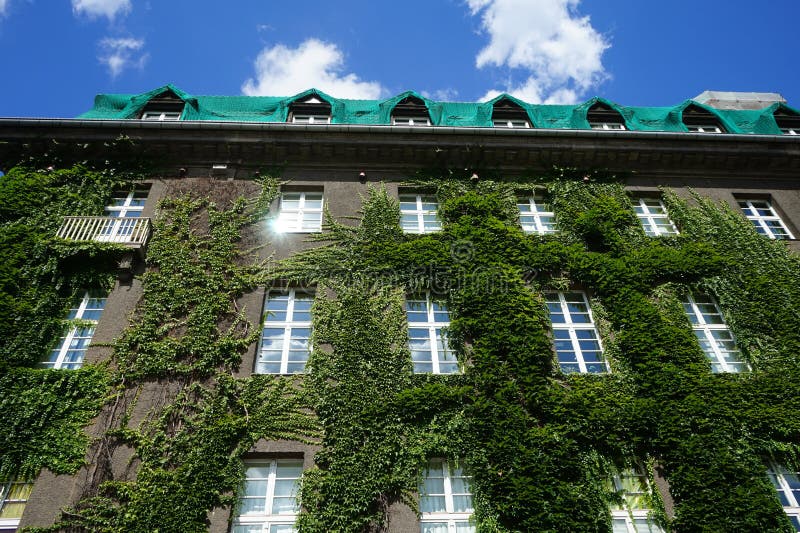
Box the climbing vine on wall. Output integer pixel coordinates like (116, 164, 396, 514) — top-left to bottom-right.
(30, 176, 321, 533)
(0, 161, 135, 483)
(278, 174, 800, 533)
(5, 161, 800, 533)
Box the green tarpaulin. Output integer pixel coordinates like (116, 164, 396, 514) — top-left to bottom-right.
(77, 84, 797, 135)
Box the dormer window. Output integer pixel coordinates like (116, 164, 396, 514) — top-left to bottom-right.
(141, 111, 181, 121)
(587, 103, 626, 130)
(683, 105, 725, 133)
(392, 117, 430, 126)
(774, 109, 800, 135)
(288, 95, 331, 124)
(139, 92, 184, 121)
(391, 96, 430, 126)
(492, 98, 530, 128)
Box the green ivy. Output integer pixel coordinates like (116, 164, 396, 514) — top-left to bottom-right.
(0, 161, 136, 487)
(279, 176, 800, 532)
(6, 163, 800, 533)
(34, 176, 320, 533)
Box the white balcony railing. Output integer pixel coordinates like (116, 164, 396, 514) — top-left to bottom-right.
(57, 216, 151, 247)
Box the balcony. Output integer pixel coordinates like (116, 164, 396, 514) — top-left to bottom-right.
(57, 216, 152, 248)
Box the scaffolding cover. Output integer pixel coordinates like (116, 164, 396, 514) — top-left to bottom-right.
(77, 84, 797, 135)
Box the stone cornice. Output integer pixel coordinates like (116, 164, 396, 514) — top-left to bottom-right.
(1, 118, 799, 179)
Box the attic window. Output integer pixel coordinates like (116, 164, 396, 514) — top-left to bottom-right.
(683, 105, 725, 133)
(774, 109, 800, 135)
(492, 98, 530, 128)
(587, 103, 625, 130)
(391, 96, 430, 126)
(288, 95, 331, 124)
(139, 92, 184, 121)
(141, 111, 181, 121)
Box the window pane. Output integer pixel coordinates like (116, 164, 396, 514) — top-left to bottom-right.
(420, 495, 446, 513)
(421, 523, 449, 533)
(270, 525, 297, 533)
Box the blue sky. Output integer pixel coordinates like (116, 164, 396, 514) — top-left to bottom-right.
(0, 0, 798, 118)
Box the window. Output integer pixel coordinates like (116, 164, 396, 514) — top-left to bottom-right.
(609, 468, 664, 533)
(232, 459, 303, 533)
(682, 105, 725, 133)
(291, 115, 330, 124)
(41, 292, 106, 370)
(491, 98, 531, 129)
(767, 463, 800, 532)
(737, 199, 794, 240)
(391, 96, 430, 126)
(0, 479, 33, 531)
(633, 198, 678, 236)
(493, 119, 529, 128)
(141, 111, 181, 121)
(419, 459, 474, 533)
(545, 291, 607, 374)
(590, 122, 626, 130)
(686, 125, 722, 133)
(518, 194, 556, 235)
(139, 90, 184, 121)
(774, 110, 800, 136)
(392, 117, 430, 126)
(256, 289, 313, 374)
(400, 194, 441, 234)
(406, 293, 457, 374)
(587, 103, 626, 131)
(275, 192, 324, 233)
(99, 189, 148, 240)
(288, 95, 331, 125)
(682, 293, 746, 373)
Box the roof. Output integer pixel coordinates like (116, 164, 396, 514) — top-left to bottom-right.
(694, 90, 787, 110)
(76, 84, 800, 135)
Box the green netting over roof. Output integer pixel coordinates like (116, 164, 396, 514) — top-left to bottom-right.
(77, 84, 798, 135)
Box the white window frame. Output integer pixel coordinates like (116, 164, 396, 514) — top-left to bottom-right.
(686, 124, 722, 133)
(609, 467, 665, 533)
(590, 122, 626, 130)
(99, 189, 148, 241)
(737, 199, 794, 240)
(767, 463, 800, 532)
(275, 191, 324, 233)
(0, 479, 33, 530)
(41, 292, 106, 370)
(400, 194, 441, 234)
(545, 291, 608, 374)
(291, 114, 331, 124)
(419, 459, 475, 533)
(492, 119, 530, 128)
(518, 193, 557, 235)
(392, 116, 431, 126)
(256, 288, 313, 375)
(633, 198, 679, 237)
(682, 293, 747, 373)
(406, 292, 457, 375)
(141, 111, 181, 121)
(232, 459, 302, 533)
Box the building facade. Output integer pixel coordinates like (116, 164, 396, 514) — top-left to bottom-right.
(1, 87, 800, 532)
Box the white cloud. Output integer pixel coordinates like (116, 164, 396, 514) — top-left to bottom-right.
(0, 0, 8, 16)
(72, 0, 131, 20)
(98, 37, 147, 78)
(242, 38, 385, 99)
(468, 0, 609, 104)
